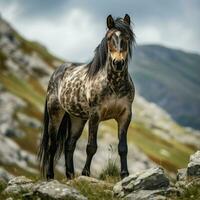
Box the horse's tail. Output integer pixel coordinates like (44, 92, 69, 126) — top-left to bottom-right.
(38, 99, 50, 176)
(38, 99, 71, 176)
(55, 112, 71, 162)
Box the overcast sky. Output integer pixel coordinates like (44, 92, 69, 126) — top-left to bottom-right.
(0, 0, 200, 62)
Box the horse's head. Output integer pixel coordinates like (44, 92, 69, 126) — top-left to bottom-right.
(106, 14, 134, 72)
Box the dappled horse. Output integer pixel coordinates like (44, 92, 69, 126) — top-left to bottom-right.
(38, 14, 135, 180)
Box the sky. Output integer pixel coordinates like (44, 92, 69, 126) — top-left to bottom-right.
(0, 0, 200, 62)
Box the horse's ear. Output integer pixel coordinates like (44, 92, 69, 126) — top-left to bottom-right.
(107, 15, 115, 29)
(124, 14, 131, 25)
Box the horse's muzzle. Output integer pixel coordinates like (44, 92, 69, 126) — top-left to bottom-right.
(112, 59, 125, 71)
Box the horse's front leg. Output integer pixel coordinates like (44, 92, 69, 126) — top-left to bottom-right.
(117, 109, 132, 179)
(82, 112, 99, 176)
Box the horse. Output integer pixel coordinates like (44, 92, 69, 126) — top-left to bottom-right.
(38, 14, 135, 180)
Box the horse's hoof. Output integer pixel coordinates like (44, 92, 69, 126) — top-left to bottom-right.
(46, 174, 54, 181)
(66, 172, 74, 179)
(82, 169, 90, 176)
(120, 171, 129, 179)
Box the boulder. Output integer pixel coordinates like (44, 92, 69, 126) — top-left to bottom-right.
(187, 151, 200, 177)
(3, 176, 34, 195)
(3, 176, 87, 200)
(113, 167, 173, 199)
(34, 180, 87, 200)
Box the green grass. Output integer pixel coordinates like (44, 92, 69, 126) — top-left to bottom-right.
(99, 159, 120, 182)
(0, 50, 7, 70)
(0, 73, 44, 112)
(173, 183, 200, 200)
(69, 179, 118, 200)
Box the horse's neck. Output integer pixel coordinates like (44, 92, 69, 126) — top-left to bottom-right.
(106, 63, 129, 94)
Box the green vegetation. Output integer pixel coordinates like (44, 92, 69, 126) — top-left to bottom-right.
(99, 145, 120, 181)
(69, 179, 118, 200)
(174, 183, 200, 200)
(0, 73, 44, 112)
(0, 50, 7, 70)
(0, 180, 7, 194)
(99, 159, 120, 181)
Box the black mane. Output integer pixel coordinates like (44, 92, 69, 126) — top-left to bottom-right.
(87, 17, 135, 78)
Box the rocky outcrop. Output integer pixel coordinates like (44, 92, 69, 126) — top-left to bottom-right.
(113, 167, 177, 199)
(177, 151, 200, 182)
(187, 150, 200, 177)
(3, 176, 87, 200)
(113, 151, 200, 200)
(1, 151, 200, 199)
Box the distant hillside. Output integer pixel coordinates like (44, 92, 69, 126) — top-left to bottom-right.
(131, 44, 200, 129)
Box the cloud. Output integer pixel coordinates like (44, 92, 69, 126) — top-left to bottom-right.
(0, 0, 200, 61)
(0, 3, 105, 61)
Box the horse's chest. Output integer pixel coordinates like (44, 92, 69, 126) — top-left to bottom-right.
(99, 95, 128, 120)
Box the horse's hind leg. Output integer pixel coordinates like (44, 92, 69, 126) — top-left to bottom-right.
(65, 116, 86, 179)
(46, 98, 65, 180)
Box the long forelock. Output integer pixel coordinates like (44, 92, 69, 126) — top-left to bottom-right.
(114, 18, 135, 58)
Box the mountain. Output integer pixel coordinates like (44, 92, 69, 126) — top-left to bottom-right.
(0, 16, 200, 180)
(131, 44, 200, 129)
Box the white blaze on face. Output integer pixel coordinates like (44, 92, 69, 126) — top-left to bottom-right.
(114, 31, 121, 52)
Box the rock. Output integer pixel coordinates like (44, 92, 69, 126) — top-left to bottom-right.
(187, 151, 200, 177)
(3, 176, 34, 195)
(8, 176, 33, 186)
(113, 167, 171, 199)
(34, 180, 87, 200)
(3, 176, 87, 200)
(125, 190, 167, 200)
